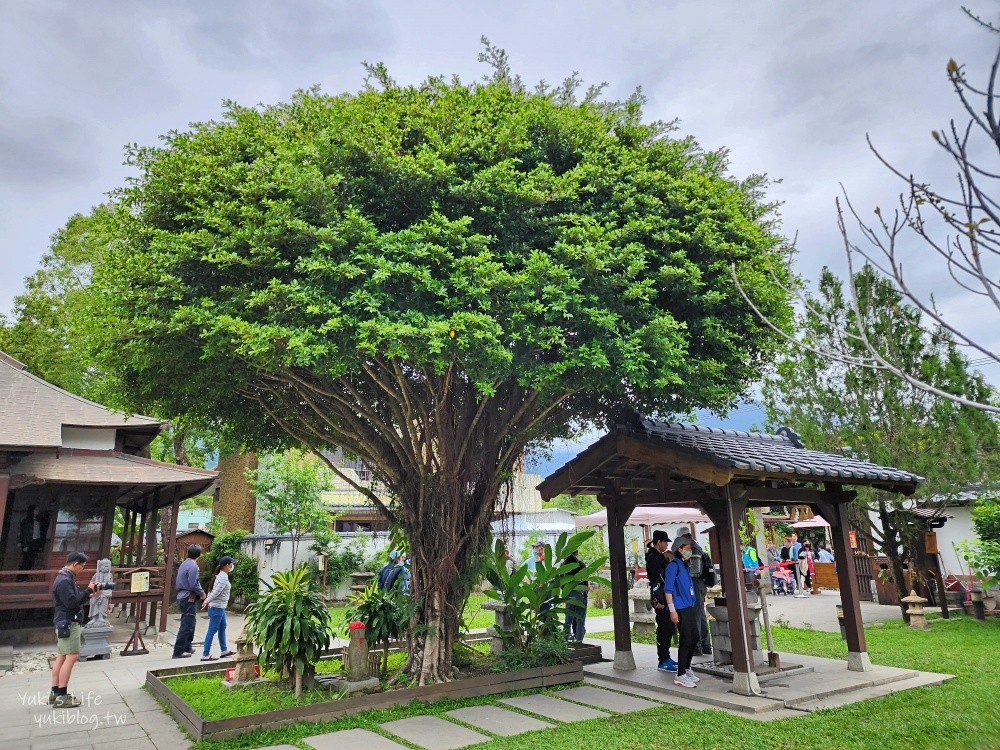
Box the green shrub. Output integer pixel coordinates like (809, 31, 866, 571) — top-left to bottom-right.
(972, 496, 1000, 545)
(343, 581, 416, 676)
(493, 633, 569, 672)
(483, 530, 608, 666)
(245, 565, 335, 699)
(589, 585, 613, 609)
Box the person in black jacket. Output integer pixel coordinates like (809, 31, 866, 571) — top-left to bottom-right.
(49, 551, 99, 708)
(646, 530, 677, 672)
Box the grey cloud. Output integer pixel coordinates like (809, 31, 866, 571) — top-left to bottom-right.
(0, 114, 95, 187)
(169, 0, 392, 70)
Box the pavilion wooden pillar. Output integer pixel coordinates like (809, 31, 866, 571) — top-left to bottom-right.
(703, 491, 761, 696)
(99, 500, 116, 559)
(825, 484, 871, 672)
(159, 487, 181, 633)
(600, 482, 636, 671)
(0, 472, 10, 552)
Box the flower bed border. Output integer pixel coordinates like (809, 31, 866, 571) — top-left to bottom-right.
(146, 653, 584, 741)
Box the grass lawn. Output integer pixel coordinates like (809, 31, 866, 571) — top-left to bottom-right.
(180, 614, 997, 750)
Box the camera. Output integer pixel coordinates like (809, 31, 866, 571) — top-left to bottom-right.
(91, 582, 115, 591)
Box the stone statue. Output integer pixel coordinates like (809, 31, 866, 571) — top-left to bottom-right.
(87, 558, 114, 627)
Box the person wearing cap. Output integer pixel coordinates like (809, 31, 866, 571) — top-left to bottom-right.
(201, 556, 236, 660)
(677, 526, 713, 655)
(525, 540, 545, 574)
(646, 529, 677, 672)
(664, 537, 700, 688)
(173, 544, 206, 659)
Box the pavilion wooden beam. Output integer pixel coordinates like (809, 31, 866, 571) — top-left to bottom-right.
(825, 483, 871, 671)
(599, 481, 635, 671)
(741, 486, 857, 506)
(537, 436, 619, 500)
(617, 435, 733, 486)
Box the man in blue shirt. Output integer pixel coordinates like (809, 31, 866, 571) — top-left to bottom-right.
(173, 544, 206, 658)
(664, 538, 699, 689)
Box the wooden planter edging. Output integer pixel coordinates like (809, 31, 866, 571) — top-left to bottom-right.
(147, 659, 583, 741)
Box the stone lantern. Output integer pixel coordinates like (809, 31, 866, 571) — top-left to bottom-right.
(627, 578, 656, 635)
(901, 589, 930, 630)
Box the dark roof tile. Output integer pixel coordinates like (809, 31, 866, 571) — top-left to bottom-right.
(634, 417, 923, 485)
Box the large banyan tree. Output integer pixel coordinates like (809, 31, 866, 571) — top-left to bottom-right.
(87, 54, 793, 683)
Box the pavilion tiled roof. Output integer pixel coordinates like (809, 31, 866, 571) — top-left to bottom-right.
(636, 417, 924, 485)
(0, 351, 163, 449)
(12, 451, 217, 489)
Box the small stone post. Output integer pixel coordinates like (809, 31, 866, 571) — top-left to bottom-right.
(231, 631, 260, 683)
(902, 589, 930, 630)
(627, 578, 655, 635)
(483, 599, 512, 655)
(346, 621, 370, 681)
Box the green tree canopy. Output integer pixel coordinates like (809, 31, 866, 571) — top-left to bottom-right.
(248, 448, 333, 567)
(85, 57, 793, 682)
(761, 265, 1000, 612)
(0, 208, 113, 396)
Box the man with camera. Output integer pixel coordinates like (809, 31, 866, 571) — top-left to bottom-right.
(49, 551, 104, 708)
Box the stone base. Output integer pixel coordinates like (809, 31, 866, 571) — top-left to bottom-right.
(847, 651, 872, 672)
(731, 669, 762, 697)
(80, 624, 113, 660)
(613, 649, 636, 671)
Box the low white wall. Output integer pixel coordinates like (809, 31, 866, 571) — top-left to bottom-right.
(240, 532, 391, 593)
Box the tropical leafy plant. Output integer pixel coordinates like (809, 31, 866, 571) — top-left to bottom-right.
(244, 565, 335, 698)
(483, 530, 607, 665)
(343, 581, 417, 677)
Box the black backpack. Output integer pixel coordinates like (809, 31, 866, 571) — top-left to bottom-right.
(700, 551, 716, 587)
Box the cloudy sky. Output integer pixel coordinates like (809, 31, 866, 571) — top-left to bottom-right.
(1, 1, 997, 465)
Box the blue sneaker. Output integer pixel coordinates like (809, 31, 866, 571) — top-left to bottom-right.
(657, 658, 678, 672)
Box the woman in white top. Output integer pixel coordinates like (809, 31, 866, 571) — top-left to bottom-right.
(200, 556, 235, 660)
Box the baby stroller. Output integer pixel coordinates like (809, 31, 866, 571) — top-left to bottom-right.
(771, 564, 794, 595)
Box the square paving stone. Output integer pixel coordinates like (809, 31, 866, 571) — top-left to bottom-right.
(499, 694, 610, 722)
(305, 728, 410, 750)
(445, 705, 553, 736)
(256, 746, 305, 750)
(381, 715, 490, 750)
(557, 685, 661, 713)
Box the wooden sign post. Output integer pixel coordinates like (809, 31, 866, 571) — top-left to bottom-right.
(121, 568, 152, 656)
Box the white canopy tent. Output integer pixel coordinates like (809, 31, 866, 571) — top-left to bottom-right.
(575, 506, 710, 528)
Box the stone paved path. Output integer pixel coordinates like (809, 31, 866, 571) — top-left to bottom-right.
(298, 684, 648, 750)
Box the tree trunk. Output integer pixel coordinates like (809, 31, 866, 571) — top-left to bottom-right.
(875, 499, 911, 622)
(294, 668, 302, 700)
(399, 478, 499, 685)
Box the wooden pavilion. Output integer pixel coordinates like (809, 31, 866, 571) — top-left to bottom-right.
(537, 414, 922, 696)
(0, 352, 218, 636)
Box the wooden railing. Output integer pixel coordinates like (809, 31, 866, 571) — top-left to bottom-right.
(0, 565, 168, 610)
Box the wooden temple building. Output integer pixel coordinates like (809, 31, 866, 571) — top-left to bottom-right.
(538, 414, 922, 696)
(0, 352, 218, 637)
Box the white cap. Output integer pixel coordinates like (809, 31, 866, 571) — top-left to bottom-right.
(677, 526, 692, 537)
